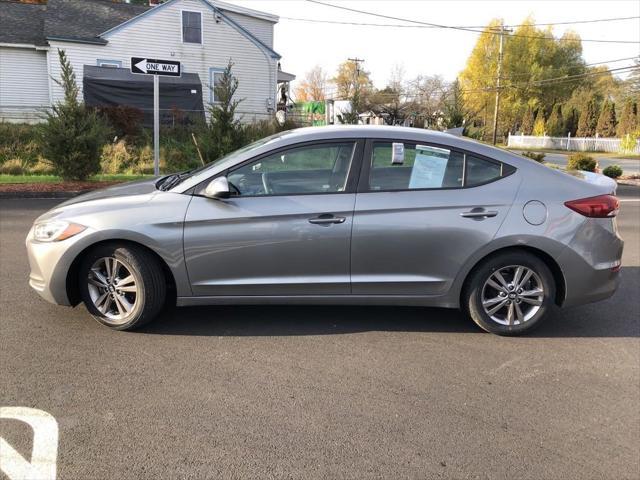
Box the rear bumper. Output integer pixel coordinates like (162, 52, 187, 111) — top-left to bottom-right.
(560, 261, 621, 307)
(557, 217, 623, 308)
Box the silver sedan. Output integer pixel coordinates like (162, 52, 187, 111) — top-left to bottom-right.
(26, 126, 623, 335)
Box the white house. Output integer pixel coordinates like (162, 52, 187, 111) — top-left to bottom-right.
(0, 0, 294, 123)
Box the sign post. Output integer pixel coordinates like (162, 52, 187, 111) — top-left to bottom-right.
(131, 57, 181, 176)
(153, 75, 159, 175)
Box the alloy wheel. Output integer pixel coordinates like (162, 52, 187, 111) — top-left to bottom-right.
(87, 256, 138, 325)
(481, 265, 544, 326)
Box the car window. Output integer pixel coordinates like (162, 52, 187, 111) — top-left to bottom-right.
(228, 142, 356, 196)
(368, 142, 514, 191)
(369, 142, 464, 191)
(465, 154, 503, 186)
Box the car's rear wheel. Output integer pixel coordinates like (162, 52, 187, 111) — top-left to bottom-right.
(79, 243, 165, 330)
(464, 251, 555, 335)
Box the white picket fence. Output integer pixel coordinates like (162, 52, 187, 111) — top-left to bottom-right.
(507, 133, 640, 154)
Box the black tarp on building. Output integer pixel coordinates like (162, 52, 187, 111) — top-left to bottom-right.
(83, 65, 205, 126)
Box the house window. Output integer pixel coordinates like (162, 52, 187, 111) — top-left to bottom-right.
(97, 59, 122, 68)
(182, 11, 202, 44)
(209, 68, 224, 103)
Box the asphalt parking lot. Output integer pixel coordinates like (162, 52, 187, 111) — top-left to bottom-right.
(1, 186, 639, 479)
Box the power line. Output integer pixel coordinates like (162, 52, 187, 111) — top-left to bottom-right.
(305, 0, 640, 44)
(339, 66, 639, 100)
(505, 56, 639, 79)
(281, 15, 640, 30)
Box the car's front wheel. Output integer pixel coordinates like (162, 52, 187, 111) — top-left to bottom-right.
(464, 251, 556, 335)
(78, 243, 166, 330)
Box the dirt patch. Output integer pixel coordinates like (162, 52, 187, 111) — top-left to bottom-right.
(0, 181, 122, 193)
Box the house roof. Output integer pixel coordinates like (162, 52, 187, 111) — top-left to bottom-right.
(209, 0, 278, 23)
(0, 1, 47, 46)
(0, 0, 280, 57)
(45, 0, 150, 44)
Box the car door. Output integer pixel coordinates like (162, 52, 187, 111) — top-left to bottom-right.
(351, 139, 520, 295)
(183, 140, 363, 296)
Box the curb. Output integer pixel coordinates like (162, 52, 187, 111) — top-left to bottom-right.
(0, 191, 85, 199)
(617, 180, 640, 187)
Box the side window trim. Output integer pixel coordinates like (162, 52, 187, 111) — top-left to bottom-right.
(193, 138, 365, 198)
(357, 138, 515, 193)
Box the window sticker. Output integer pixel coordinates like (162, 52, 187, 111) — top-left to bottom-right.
(408, 145, 451, 188)
(391, 142, 405, 164)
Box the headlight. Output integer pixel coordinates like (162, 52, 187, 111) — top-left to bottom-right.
(33, 220, 86, 242)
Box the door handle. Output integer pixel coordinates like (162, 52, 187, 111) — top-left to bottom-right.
(308, 214, 346, 225)
(460, 209, 498, 219)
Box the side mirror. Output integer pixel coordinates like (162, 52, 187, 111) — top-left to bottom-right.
(204, 177, 231, 199)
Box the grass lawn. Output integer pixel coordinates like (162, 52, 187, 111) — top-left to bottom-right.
(0, 174, 151, 184)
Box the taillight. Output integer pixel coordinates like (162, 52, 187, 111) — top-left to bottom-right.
(564, 194, 619, 218)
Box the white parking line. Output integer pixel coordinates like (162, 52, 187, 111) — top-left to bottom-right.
(619, 198, 640, 202)
(0, 407, 58, 480)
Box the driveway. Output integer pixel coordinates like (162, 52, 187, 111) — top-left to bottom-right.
(1, 186, 639, 479)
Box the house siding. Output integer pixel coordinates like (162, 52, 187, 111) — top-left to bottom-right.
(0, 46, 50, 123)
(47, 0, 277, 121)
(223, 11, 274, 49)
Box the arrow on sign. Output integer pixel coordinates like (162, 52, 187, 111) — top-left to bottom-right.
(134, 59, 149, 73)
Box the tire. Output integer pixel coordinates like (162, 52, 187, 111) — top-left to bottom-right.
(464, 251, 556, 336)
(78, 243, 166, 331)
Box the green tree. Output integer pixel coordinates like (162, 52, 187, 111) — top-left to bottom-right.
(533, 109, 546, 136)
(333, 59, 373, 121)
(563, 106, 579, 136)
(596, 100, 617, 137)
(442, 79, 466, 128)
(202, 60, 245, 161)
(520, 106, 534, 135)
(576, 97, 598, 137)
(545, 104, 564, 136)
(460, 17, 585, 140)
(38, 49, 110, 181)
(617, 100, 638, 136)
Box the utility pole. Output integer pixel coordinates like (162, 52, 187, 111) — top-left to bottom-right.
(490, 23, 512, 145)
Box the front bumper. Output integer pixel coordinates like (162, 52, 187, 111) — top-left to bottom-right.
(26, 225, 90, 306)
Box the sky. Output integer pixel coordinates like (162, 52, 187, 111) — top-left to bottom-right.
(227, 0, 640, 90)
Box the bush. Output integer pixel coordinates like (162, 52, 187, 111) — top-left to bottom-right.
(0, 158, 25, 175)
(567, 153, 597, 172)
(98, 105, 144, 139)
(521, 151, 546, 162)
(0, 122, 41, 168)
(200, 60, 245, 163)
(100, 140, 136, 174)
(28, 159, 54, 175)
(619, 131, 639, 154)
(39, 49, 111, 180)
(602, 165, 623, 179)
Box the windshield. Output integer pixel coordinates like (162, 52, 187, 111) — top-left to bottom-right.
(157, 132, 290, 191)
(183, 132, 288, 178)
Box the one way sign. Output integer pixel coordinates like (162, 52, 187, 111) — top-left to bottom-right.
(131, 57, 181, 77)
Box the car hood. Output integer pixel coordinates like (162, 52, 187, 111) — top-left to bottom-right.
(56, 177, 160, 208)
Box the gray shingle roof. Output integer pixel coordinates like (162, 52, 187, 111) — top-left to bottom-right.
(0, 0, 149, 46)
(44, 0, 150, 44)
(0, 1, 47, 46)
(0, 0, 281, 59)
